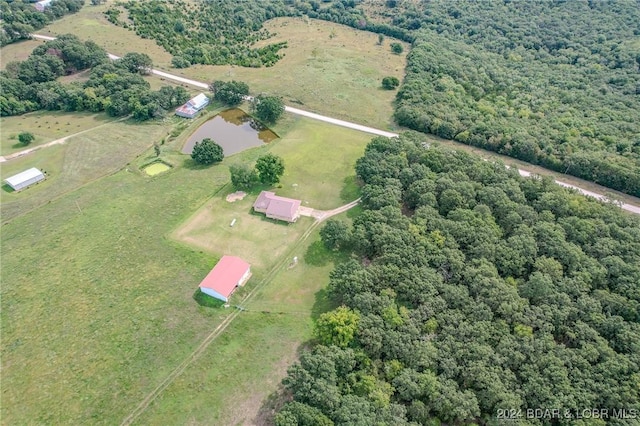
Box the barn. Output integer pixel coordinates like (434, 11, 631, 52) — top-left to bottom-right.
(198, 256, 251, 302)
(175, 93, 210, 119)
(4, 168, 45, 191)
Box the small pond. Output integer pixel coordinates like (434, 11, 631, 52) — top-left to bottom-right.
(182, 109, 278, 156)
(143, 161, 171, 176)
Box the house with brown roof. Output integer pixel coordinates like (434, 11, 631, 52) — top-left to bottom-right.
(199, 256, 251, 302)
(253, 191, 301, 223)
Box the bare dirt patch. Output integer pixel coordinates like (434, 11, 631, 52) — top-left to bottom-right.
(226, 191, 247, 202)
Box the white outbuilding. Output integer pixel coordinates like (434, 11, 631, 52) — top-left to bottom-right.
(4, 168, 45, 191)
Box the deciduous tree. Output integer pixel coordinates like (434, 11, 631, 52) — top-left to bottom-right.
(255, 153, 284, 185)
(18, 132, 35, 146)
(191, 138, 224, 165)
(252, 94, 285, 124)
(229, 164, 258, 190)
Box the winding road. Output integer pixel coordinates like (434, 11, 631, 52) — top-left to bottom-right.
(28, 34, 640, 215)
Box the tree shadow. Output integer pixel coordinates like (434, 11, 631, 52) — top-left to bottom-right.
(304, 240, 333, 267)
(253, 338, 317, 425)
(253, 383, 292, 426)
(181, 157, 219, 170)
(340, 174, 361, 203)
(311, 287, 337, 322)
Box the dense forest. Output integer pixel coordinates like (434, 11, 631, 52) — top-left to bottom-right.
(0, 0, 85, 46)
(275, 134, 640, 425)
(102, 0, 640, 195)
(0, 34, 189, 119)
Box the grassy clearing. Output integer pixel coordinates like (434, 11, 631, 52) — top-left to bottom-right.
(267, 116, 370, 209)
(176, 17, 409, 129)
(0, 118, 172, 221)
(171, 192, 313, 272)
(0, 39, 45, 67)
(41, 7, 408, 129)
(1, 112, 369, 424)
(133, 218, 349, 426)
(1, 160, 232, 424)
(0, 111, 117, 156)
(40, 2, 173, 67)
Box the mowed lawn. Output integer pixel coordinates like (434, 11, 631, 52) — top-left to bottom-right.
(41, 6, 408, 129)
(134, 223, 347, 426)
(1, 114, 370, 424)
(171, 114, 370, 262)
(1, 118, 172, 221)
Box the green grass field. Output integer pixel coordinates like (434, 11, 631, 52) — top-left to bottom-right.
(0, 39, 45, 68)
(1, 109, 370, 424)
(0, 111, 118, 156)
(0, 118, 173, 221)
(41, 5, 408, 129)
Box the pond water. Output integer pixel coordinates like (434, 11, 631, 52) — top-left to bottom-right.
(182, 109, 278, 156)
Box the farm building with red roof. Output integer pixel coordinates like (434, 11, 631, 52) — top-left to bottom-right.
(198, 256, 251, 302)
(253, 191, 301, 223)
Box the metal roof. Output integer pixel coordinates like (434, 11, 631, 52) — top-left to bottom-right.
(199, 256, 250, 298)
(188, 93, 209, 110)
(4, 168, 44, 187)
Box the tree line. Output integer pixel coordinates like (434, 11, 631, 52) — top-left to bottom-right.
(275, 134, 640, 425)
(0, 0, 85, 46)
(0, 34, 190, 120)
(328, 0, 640, 195)
(100, 0, 639, 195)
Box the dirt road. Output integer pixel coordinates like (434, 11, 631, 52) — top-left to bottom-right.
(29, 34, 640, 215)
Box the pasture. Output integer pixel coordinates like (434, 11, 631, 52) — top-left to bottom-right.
(0, 111, 118, 156)
(1, 110, 370, 424)
(0, 39, 45, 67)
(41, 6, 409, 129)
(0, 118, 172, 221)
(180, 17, 409, 129)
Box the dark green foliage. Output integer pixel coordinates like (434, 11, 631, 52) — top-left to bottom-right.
(381, 76, 399, 90)
(209, 80, 249, 106)
(255, 153, 285, 185)
(274, 402, 334, 426)
(277, 134, 640, 424)
(381, 1, 640, 196)
(229, 164, 259, 190)
(116, 52, 153, 75)
(0, 0, 84, 46)
(320, 219, 351, 250)
(252, 95, 285, 124)
(18, 132, 35, 146)
(191, 138, 224, 165)
(107, 0, 288, 67)
(170, 56, 191, 69)
(390, 42, 403, 54)
(0, 35, 185, 120)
